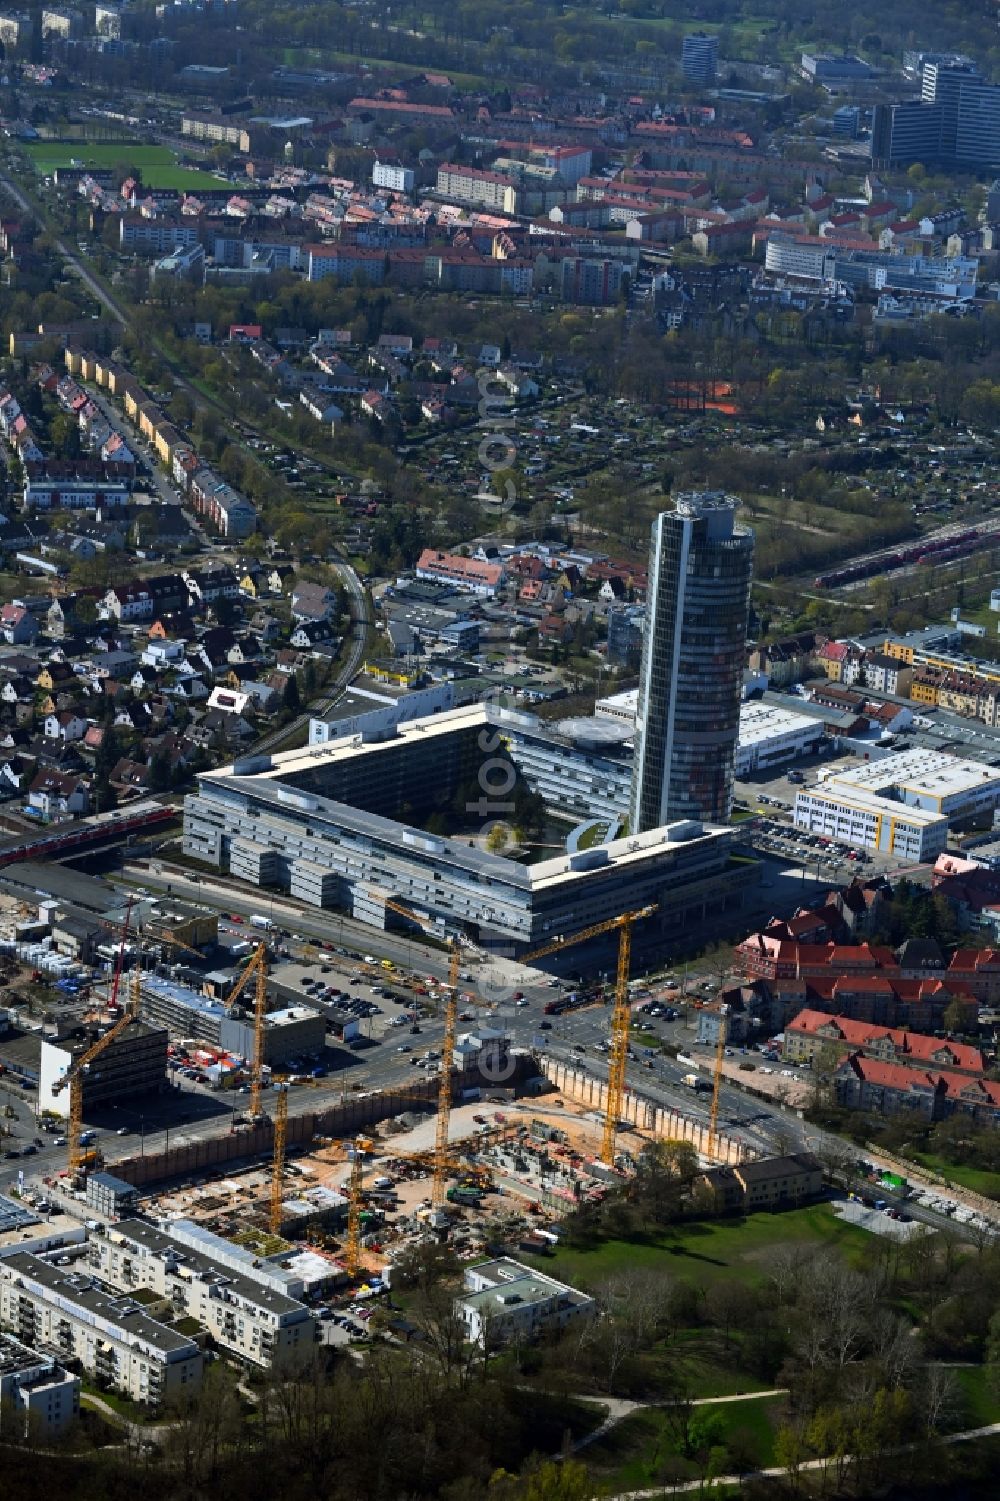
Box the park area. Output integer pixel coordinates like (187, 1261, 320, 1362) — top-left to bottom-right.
(515, 1195, 1000, 1490)
(23, 141, 230, 191)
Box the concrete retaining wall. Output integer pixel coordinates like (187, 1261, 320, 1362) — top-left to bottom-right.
(538, 1054, 749, 1164)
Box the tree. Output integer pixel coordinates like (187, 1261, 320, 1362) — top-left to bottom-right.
(943, 996, 970, 1036)
(283, 674, 301, 713)
(485, 822, 510, 854)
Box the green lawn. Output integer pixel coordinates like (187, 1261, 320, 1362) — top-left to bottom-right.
(24, 140, 229, 190)
(911, 1153, 1000, 1201)
(586, 1393, 786, 1491)
(80, 1381, 160, 1425)
(955, 1367, 1000, 1428)
(529, 1204, 875, 1291)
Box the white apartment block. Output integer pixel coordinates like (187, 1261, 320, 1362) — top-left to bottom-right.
(0, 1251, 202, 1405)
(373, 159, 415, 194)
(89, 1219, 315, 1368)
(435, 163, 517, 214)
(456, 1259, 594, 1347)
(0, 1331, 80, 1434)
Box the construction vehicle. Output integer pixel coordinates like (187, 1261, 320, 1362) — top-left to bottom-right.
(446, 1185, 484, 1207)
(521, 905, 657, 1166)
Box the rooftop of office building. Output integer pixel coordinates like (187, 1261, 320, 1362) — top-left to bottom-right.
(827, 747, 1000, 799)
(798, 782, 947, 827)
(199, 701, 731, 894)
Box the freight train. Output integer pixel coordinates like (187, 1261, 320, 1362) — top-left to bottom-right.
(815, 528, 982, 589)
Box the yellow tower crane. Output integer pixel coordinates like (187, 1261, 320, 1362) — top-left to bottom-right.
(344, 1138, 366, 1278)
(270, 1084, 288, 1236)
(222, 942, 270, 1118)
(54, 970, 144, 1174)
(706, 1024, 727, 1161)
(377, 895, 465, 1206)
(521, 905, 657, 1167)
(53, 896, 137, 1173)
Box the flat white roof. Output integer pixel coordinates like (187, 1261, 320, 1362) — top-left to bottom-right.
(738, 701, 822, 747)
(797, 784, 946, 827)
(595, 689, 638, 717)
(828, 748, 1000, 800)
(206, 701, 731, 894)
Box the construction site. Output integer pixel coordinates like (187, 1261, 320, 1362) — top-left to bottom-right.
(15, 897, 748, 1291)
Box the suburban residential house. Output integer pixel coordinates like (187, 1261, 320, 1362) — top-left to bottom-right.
(0, 604, 40, 645)
(290, 581, 336, 623)
(26, 770, 89, 821)
(43, 711, 87, 743)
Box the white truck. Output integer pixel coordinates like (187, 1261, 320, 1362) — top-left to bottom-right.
(682, 1073, 710, 1092)
(249, 914, 274, 931)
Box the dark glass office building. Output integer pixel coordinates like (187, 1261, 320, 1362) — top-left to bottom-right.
(630, 495, 754, 833)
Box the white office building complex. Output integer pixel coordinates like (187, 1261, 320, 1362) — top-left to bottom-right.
(456, 1259, 595, 1346)
(492, 706, 632, 823)
(733, 702, 825, 776)
(595, 691, 819, 779)
(183, 703, 755, 955)
(0, 1251, 203, 1404)
(821, 748, 1000, 822)
(89, 1218, 315, 1369)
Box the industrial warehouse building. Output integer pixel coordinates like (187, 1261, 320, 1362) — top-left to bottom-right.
(793, 747, 1000, 860)
(37, 1021, 168, 1118)
(823, 749, 1000, 821)
(183, 704, 755, 953)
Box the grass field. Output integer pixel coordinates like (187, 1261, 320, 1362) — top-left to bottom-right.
(955, 1367, 1000, 1428)
(23, 140, 229, 191)
(528, 1204, 875, 1291)
(586, 1393, 786, 1490)
(910, 1153, 1000, 1201)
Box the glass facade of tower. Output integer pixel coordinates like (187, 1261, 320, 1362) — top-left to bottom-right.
(630, 495, 754, 833)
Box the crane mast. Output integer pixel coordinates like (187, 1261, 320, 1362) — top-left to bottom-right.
(521, 905, 657, 1166)
(270, 1086, 287, 1235)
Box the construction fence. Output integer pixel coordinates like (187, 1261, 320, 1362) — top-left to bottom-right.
(538, 1054, 750, 1165)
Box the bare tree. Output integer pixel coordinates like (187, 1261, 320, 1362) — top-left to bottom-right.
(921, 1363, 960, 1437)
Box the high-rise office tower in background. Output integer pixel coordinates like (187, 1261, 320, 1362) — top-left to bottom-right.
(681, 32, 718, 83)
(872, 58, 1000, 170)
(630, 494, 754, 834)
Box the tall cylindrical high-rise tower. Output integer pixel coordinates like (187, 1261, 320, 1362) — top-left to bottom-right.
(630, 494, 754, 833)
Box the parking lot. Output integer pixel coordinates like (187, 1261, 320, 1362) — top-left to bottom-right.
(743, 812, 873, 876)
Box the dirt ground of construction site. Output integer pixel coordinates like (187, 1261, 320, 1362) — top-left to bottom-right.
(147, 1097, 652, 1281)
